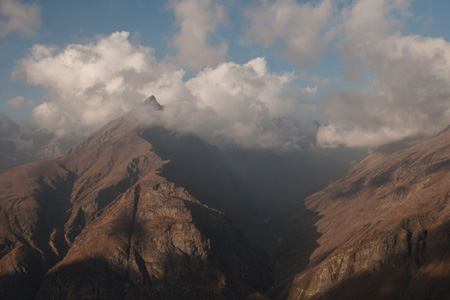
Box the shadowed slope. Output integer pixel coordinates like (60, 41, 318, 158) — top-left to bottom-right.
(139, 127, 275, 249)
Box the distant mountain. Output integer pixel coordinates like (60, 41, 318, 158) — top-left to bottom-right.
(0, 106, 273, 299)
(0, 114, 76, 171)
(0, 113, 20, 137)
(281, 127, 450, 299)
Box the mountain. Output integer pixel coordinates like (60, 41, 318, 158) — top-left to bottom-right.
(0, 106, 274, 299)
(281, 128, 450, 299)
(0, 114, 76, 171)
(0, 113, 28, 170)
(4, 95, 398, 300)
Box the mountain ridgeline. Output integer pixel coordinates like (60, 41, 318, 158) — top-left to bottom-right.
(1, 98, 450, 299)
(0, 112, 273, 299)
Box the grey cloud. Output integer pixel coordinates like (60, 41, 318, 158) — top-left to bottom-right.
(245, 0, 333, 68)
(318, 6, 450, 147)
(6, 96, 33, 110)
(171, 0, 228, 70)
(0, 0, 41, 37)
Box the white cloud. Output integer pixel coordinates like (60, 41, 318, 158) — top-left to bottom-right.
(12, 31, 165, 136)
(317, 0, 450, 147)
(171, 0, 228, 70)
(13, 31, 319, 149)
(0, 0, 41, 37)
(141, 57, 321, 149)
(242, 0, 450, 148)
(12, 0, 450, 150)
(245, 0, 333, 68)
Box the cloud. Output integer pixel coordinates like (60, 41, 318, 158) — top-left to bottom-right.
(142, 57, 321, 149)
(311, 76, 333, 86)
(13, 31, 319, 149)
(12, 31, 165, 137)
(6, 96, 33, 109)
(244, 0, 449, 148)
(171, 0, 228, 70)
(245, 0, 333, 68)
(0, 0, 41, 37)
(12, 1, 450, 150)
(336, 0, 413, 82)
(242, 0, 450, 148)
(317, 0, 450, 147)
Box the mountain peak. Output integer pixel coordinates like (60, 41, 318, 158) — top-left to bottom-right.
(142, 95, 163, 110)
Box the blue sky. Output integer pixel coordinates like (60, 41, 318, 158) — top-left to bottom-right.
(2, 0, 450, 149)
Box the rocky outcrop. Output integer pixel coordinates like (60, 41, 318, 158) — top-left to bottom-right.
(0, 110, 273, 299)
(286, 130, 450, 299)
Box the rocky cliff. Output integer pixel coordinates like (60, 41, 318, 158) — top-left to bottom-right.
(285, 129, 450, 299)
(0, 108, 273, 299)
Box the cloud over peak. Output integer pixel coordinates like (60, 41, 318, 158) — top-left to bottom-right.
(144, 57, 320, 150)
(12, 31, 162, 137)
(13, 32, 319, 149)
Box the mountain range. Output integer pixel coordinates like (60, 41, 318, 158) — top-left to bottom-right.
(1, 98, 450, 299)
(0, 113, 75, 171)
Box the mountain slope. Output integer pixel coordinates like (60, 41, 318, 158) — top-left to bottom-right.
(286, 128, 450, 299)
(0, 109, 273, 299)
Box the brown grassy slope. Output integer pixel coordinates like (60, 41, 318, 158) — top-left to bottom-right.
(286, 129, 450, 300)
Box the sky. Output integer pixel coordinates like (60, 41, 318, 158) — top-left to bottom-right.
(2, 0, 450, 150)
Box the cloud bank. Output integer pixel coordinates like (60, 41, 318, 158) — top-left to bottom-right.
(10, 0, 450, 150)
(143, 57, 320, 149)
(13, 31, 319, 149)
(246, 0, 450, 147)
(317, 0, 450, 147)
(0, 0, 41, 37)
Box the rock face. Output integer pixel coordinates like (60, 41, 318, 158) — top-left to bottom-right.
(0, 110, 273, 299)
(285, 129, 450, 299)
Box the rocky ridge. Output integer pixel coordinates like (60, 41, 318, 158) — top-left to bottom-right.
(0, 106, 273, 299)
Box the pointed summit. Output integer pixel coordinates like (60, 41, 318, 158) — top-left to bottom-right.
(143, 95, 163, 110)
